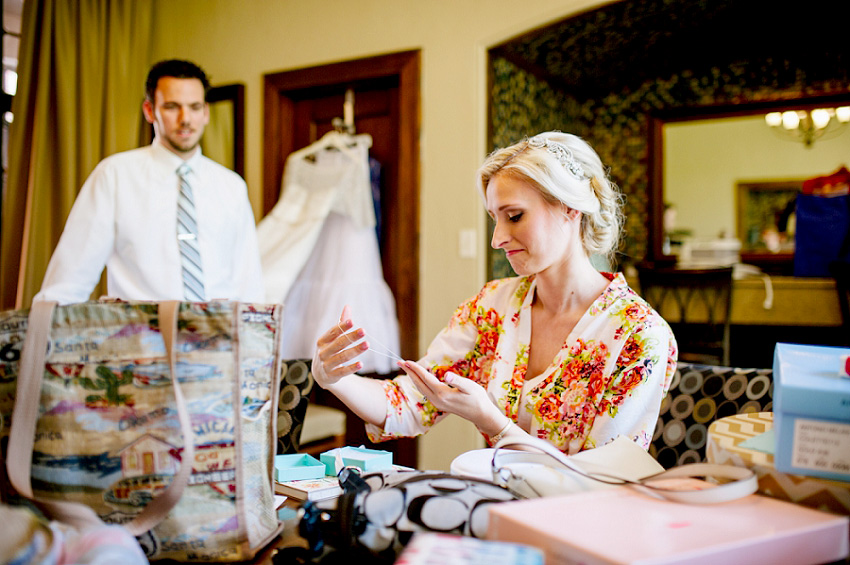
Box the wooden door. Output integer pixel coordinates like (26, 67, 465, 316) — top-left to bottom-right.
(263, 51, 420, 467)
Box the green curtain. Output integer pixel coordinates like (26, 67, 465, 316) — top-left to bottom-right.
(1, 0, 154, 309)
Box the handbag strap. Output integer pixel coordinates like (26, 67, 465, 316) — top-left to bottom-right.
(6, 300, 195, 534)
(6, 301, 102, 530)
(492, 436, 757, 504)
(635, 463, 758, 504)
(124, 301, 195, 534)
(492, 435, 595, 479)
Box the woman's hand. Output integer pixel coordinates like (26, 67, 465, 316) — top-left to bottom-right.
(313, 306, 369, 389)
(397, 360, 508, 436)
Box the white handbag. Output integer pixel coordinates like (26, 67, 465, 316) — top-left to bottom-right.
(490, 435, 758, 504)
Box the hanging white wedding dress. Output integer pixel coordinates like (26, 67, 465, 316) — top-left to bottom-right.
(257, 132, 401, 374)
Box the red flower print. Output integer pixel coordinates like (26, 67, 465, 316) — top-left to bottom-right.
(608, 363, 648, 407)
(536, 396, 562, 421)
(617, 336, 644, 367)
(479, 308, 501, 330)
(386, 382, 407, 415)
(586, 371, 606, 398)
(478, 329, 498, 355)
(510, 368, 525, 389)
(622, 303, 645, 322)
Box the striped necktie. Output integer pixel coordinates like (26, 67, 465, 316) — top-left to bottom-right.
(176, 163, 205, 301)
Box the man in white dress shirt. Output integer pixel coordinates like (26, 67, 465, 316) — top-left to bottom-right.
(34, 59, 264, 304)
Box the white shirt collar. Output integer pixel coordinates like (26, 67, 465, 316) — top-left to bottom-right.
(150, 138, 204, 174)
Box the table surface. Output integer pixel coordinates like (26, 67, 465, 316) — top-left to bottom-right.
(625, 274, 841, 326)
(164, 422, 850, 563)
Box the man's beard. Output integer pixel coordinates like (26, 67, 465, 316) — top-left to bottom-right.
(164, 133, 200, 154)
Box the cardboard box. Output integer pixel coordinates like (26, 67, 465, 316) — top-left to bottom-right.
(320, 446, 393, 476)
(274, 453, 325, 482)
(487, 488, 849, 565)
(773, 343, 850, 481)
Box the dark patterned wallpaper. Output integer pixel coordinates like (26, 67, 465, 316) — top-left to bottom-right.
(488, 0, 850, 280)
(488, 58, 578, 280)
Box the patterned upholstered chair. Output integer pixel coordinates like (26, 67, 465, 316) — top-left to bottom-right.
(649, 361, 773, 469)
(276, 359, 314, 454)
(276, 359, 347, 456)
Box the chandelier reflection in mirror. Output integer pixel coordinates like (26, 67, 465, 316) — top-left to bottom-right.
(764, 107, 850, 148)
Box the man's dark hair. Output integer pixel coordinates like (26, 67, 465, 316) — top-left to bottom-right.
(145, 59, 210, 102)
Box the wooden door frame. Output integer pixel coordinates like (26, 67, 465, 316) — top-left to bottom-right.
(262, 50, 420, 361)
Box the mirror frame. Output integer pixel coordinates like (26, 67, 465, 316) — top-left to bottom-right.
(206, 83, 245, 177)
(647, 92, 850, 264)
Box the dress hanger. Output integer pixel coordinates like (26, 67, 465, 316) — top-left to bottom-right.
(289, 88, 373, 165)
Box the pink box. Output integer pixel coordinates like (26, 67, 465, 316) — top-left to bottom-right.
(487, 487, 849, 565)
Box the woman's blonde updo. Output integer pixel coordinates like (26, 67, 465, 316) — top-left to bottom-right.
(477, 131, 623, 262)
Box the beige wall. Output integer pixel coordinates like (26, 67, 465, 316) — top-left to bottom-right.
(665, 115, 850, 241)
(151, 0, 607, 470)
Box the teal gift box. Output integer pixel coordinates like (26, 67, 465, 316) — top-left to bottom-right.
(773, 343, 850, 482)
(274, 453, 325, 482)
(320, 446, 393, 476)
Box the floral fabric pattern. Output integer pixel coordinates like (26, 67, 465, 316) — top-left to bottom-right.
(366, 273, 677, 455)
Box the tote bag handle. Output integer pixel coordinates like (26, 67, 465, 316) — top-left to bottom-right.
(6, 301, 195, 534)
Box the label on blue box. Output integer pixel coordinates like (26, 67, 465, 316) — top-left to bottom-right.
(789, 418, 850, 476)
(773, 343, 850, 480)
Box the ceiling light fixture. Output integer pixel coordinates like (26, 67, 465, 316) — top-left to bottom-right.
(764, 107, 850, 148)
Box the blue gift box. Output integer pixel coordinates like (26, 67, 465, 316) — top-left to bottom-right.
(320, 446, 393, 476)
(773, 343, 850, 482)
(274, 453, 326, 482)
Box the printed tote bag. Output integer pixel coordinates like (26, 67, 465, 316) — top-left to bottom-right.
(0, 300, 284, 562)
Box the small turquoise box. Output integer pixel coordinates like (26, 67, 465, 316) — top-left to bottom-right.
(773, 343, 850, 482)
(274, 454, 325, 482)
(320, 446, 393, 476)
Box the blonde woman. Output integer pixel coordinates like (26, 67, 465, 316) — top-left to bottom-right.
(314, 131, 677, 455)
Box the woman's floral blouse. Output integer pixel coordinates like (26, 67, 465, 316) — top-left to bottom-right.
(365, 273, 678, 455)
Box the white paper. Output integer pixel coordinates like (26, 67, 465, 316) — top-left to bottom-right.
(568, 435, 665, 482)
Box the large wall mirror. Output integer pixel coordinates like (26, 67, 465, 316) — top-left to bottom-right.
(648, 93, 850, 274)
(486, 0, 850, 279)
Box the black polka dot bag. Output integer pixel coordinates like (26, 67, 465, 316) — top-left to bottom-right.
(281, 467, 522, 564)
